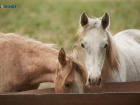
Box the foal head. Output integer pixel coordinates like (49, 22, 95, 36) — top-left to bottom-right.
(77, 12, 119, 86)
(54, 45, 87, 93)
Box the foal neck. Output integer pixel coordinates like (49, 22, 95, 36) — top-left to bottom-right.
(27, 46, 59, 85)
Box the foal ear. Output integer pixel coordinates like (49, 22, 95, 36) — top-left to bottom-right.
(80, 11, 88, 27)
(101, 12, 110, 29)
(71, 45, 79, 60)
(58, 47, 66, 66)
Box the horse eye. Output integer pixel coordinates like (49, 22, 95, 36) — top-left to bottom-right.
(64, 83, 70, 88)
(81, 43, 85, 48)
(104, 43, 108, 48)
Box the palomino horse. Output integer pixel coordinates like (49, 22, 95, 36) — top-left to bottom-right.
(77, 12, 140, 86)
(0, 33, 87, 93)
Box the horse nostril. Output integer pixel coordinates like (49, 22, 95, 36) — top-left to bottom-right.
(99, 77, 102, 83)
(88, 78, 91, 83)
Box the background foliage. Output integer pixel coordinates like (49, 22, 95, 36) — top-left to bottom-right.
(0, 0, 140, 52)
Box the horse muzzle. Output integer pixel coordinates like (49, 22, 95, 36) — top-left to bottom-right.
(88, 76, 102, 86)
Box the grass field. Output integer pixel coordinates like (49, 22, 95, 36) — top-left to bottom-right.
(0, 0, 140, 52)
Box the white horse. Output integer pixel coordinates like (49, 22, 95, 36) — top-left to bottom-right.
(77, 11, 140, 86)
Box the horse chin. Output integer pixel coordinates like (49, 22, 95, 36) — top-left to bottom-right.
(87, 83, 102, 90)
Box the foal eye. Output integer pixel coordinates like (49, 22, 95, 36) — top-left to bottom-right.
(64, 83, 70, 88)
(81, 43, 85, 48)
(104, 43, 108, 48)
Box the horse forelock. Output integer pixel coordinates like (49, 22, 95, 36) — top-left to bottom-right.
(76, 17, 101, 40)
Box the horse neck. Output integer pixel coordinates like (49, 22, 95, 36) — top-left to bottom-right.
(102, 56, 111, 82)
(25, 45, 59, 85)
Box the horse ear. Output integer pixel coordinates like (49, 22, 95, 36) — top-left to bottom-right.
(71, 45, 79, 60)
(58, 47, 66, 66)
(101, 12, 110, 29)
(80, 11, 88, 27)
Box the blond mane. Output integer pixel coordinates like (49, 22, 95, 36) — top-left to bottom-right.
(106, 31, 120, 71)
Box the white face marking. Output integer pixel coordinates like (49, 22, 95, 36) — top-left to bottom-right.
(75, 71, 83, 93)
(81, 27, 108, 84)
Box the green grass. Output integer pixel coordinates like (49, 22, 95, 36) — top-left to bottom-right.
(0, 0, 140, 52)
